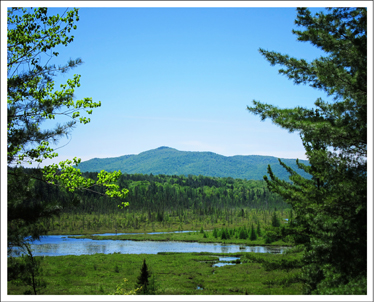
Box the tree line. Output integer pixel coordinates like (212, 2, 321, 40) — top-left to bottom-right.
(28, 170, 288, 215)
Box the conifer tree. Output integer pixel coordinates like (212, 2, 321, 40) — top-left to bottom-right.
(250, 223, 257, 241)
(256, 221, 262, 237)
(239, 227, 247, 239)
(248, 7, 367, 294)
(271, 211, 281, 228)
(135, 259, 153, 295)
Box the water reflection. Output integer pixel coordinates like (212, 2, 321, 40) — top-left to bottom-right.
(212, 256, 241, 267)
(219, 257, 240, 261)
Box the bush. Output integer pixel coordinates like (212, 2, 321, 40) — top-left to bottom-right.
(264, 231, 279, 244)
(109, 278, 141, 295)
(314, 276, 367, 295)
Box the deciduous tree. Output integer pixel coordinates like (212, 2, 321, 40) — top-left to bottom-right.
(7, 7, 129, 289)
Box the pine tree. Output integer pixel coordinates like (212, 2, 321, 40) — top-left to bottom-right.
(135, 259, 152, 295)
(271, 211, 281, 228)
(248, 7, 367, 294)
(256, 221, 262, 237)
(225, 228, 231, 239)
(250, 223, 257, 241)
(239, 227, 247, 240)
(220, 228, 228, 240)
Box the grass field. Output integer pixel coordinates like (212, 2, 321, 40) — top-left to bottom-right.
(7, 250, 304, 295)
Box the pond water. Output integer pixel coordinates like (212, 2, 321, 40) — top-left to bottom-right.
(12, 232, 288, 257)
(212, 256, 241, 267)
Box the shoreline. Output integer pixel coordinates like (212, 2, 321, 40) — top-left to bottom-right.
(67, 230, 293, 247)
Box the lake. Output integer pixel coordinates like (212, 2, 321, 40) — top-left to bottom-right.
(12, 231, 288, 257)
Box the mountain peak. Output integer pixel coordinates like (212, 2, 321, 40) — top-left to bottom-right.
(156, 146, 172, 150)
(78, 147, 310, 180)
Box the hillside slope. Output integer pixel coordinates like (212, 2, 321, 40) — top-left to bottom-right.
(78, 146, 310, 180)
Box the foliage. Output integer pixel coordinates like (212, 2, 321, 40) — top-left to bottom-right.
(7, 7, 128, 292)
(247, 7, 367, 294)
(249, 223, 257, 241)
(271, 211, 281, 227)
(256, 221, 262, 237)
(7, 7, 92, 166)
(220, 228, 230, 240)
(264, 231, 279, 244)
(38, 171, 288, 217)
(7, 167, 62, 253)
(109, 278, 141, 295)
(8, 245, 46, 295)
(238, 227, 248, 239)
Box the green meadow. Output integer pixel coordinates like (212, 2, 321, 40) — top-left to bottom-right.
(8, 250, 304, 295)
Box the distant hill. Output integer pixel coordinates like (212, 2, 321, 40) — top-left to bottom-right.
(77, 146, 310, 181)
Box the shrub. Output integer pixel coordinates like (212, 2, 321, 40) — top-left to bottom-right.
(264, 231, 279, 244)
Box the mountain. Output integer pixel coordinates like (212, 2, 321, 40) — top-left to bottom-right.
(77, 146, 310, 181)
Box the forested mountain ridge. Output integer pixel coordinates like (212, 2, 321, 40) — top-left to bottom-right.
(77, 146, 310, 181)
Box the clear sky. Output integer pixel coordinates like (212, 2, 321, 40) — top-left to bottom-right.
(3, 2, 371, 166)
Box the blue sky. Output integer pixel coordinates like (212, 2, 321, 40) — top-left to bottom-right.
(3, 2, 371, 166)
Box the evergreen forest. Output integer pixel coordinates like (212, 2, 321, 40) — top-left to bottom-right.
(16, 168, 290, 236)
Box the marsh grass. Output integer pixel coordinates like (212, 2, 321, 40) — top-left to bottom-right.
(74, 230, 290, 247)
(8, 252, 303, 295)
(45, 208, 290, 237)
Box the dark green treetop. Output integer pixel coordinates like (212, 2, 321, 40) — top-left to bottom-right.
(248, 7, 367, 294)
(271, 211, 281, 228)
(250, 223, 257, 241)
(135, 259, 154, 295)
